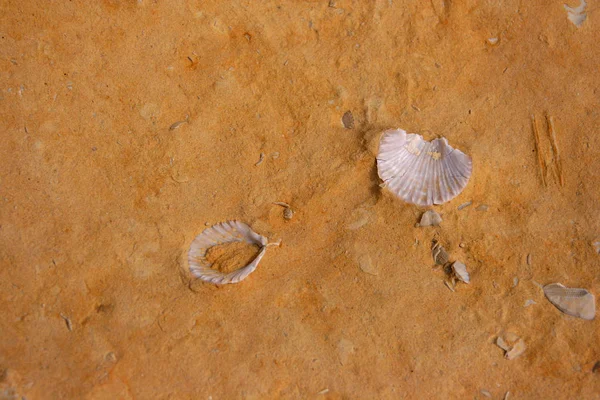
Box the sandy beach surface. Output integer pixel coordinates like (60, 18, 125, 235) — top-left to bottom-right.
(1, 1, 599, 398)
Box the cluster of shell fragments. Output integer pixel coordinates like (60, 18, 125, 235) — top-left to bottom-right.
(377, 129, 472, 206)
(188, 221, 271, 285)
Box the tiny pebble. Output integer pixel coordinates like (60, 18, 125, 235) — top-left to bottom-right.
(476, 204, 489, 211)
(481, 389, 492, 398)
(513, 277, 519, 287)
(342, 111, 354, 129)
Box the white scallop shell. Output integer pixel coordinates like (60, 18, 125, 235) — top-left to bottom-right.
(543, 283, 595, 320)
(377, 129, 472, 206)
(188, 221, 269, 285)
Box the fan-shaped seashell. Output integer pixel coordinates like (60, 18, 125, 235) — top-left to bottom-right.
(416, 210, 442, 227)
(451, 261, 470, 283)
(188, 221, 269, 285)
(543, 283, 595, 320)
(377, 128, 472, 206)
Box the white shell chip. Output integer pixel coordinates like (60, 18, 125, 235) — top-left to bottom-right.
(543, 283, 595, 320)
(416, 210, 442, 227)
(377, 129, 472, 206)
(451, 261, 470, 284)
(188, 221, 269, 285)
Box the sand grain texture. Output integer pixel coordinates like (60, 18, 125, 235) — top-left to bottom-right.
(1, 1, 599, 398)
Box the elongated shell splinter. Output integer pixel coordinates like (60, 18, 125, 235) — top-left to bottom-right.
(188, 221, 270, 285)
(543, 283, 595, 320)
(377, 129, 472, 206)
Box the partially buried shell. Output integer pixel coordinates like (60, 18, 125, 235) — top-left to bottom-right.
(451, 261, 470, 283)
(432, 240, 450, 265)
(416, 210, 442, 227)
(188, 221, 269, 285)
(377, 128, 472, 206)
(543, 283, 595, 320)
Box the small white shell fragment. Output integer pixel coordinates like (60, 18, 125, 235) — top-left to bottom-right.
(451, 261, 470, 283)
(377, 129, 472, 206)
(273, 202, 294, 220)
(543, 283, 596, 320)
(524, 299, 537, 307)
(512, 277, 519, 287)
(416, 210, 442, 227)
(481, 389, 492, 398)
(357, 254, 378, 275)
(188, 221, 270, 285)
(496, 337, 510, 352)
(564, 0, 587, 27)
(457, 201, 472, 210)
(505, 339, 526, 360)
(487, 37, 499, 45)
(592, 240, 600, 254)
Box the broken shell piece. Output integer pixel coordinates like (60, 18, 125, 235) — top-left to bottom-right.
(496, 337, 510, 352)
(496, 335, 526, 360)
(592, 240, 600, 254)
(416, 210, 442, 227)
(543, 283, 596, 320)
(505, 339, 527, 360)
(273, 202, 294, 220)
(564, 0, 587, 27)
(431, 240, 450, 265)
(188, 221, 270, 285)
(377, 128, 472, 206)
(451, 261, 470, 284)
(524, 299, 537, 307)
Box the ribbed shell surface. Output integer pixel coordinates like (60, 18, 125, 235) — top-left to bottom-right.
(377, 129, 472, 206)
(188, 220, 268, 285)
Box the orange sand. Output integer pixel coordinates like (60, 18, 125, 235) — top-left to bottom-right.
(1, 1, 599, 398)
